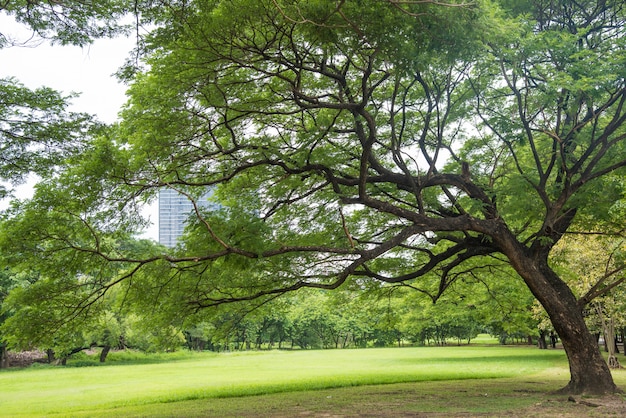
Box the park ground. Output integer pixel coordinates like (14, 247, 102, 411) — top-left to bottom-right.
(206, 379, 626, 417)
(2, 341, 626, 417)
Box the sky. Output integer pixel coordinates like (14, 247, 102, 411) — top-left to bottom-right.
(0, 13, 159, 239)
(0, 14, 132, 123)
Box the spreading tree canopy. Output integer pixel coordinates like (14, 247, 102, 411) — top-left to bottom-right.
(1, 0, 625, 395)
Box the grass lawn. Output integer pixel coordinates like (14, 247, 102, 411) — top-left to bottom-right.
(1, 344, 625, 417)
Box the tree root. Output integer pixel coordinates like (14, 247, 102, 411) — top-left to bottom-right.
(608, 355, 622, 369)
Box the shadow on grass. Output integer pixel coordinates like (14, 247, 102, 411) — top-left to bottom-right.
(59, 350, 217, 368)
(64, 377, 622, 418)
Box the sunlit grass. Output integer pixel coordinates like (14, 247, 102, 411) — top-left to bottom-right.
(0, 345, 575, 417)
(469, 333, 500, 344)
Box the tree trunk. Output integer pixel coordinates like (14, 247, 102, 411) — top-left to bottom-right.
(538, 330, 547, 349)
(0, 343, 8, 369)
(100, 345, 111, 363)
(551, 309, 618, 394)
(595, 303, 622, 370)
(499, 234, 620, 395)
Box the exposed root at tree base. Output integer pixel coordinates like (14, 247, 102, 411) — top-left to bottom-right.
(552, 381, 624, 396)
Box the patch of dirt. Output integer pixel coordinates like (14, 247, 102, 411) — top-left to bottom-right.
(262, 391, 626, 417)
(516, 395, 626, 418)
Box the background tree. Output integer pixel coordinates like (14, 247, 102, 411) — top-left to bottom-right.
(0, 0, 625, 395)
(465, 262, 538, 345)
(0, 268, 37, 368)
(550, 234, 626, 368)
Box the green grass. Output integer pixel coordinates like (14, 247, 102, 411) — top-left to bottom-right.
(1, 344, 623, 417)
(470, 333, 500, 344)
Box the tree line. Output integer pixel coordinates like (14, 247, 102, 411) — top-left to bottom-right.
(1, 236, 625, 368)
(0, 262, 535, 364)
(4, 245, 624, 367)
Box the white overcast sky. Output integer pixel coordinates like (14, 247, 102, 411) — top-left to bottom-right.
(0, 13, 159, 239)
(0, 14, 132, 123)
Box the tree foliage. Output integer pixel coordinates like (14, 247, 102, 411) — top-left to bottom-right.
(0, 0, 129, 47)
(0, 0, 625, 394)
(0, 78, 96, 193)
(1, 0, 134, 185)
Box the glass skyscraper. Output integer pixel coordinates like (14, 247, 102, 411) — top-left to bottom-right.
(158, 188, 213, 247)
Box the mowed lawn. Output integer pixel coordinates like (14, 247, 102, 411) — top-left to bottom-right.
(0, 344, 624, 417)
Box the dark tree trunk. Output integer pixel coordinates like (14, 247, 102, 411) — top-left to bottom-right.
(0, 343, 8, 369)
(496, 230, 620, 395)
(551, 305, 617, 394)
(538, 330, 548, 349)
(526, 269, 618, 394)
(100, 345, 111, 363)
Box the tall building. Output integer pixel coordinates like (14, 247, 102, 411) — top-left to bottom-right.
(158, 188, 213, 247)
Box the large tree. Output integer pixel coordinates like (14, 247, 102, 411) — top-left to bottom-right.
(1, 0, 625, 395)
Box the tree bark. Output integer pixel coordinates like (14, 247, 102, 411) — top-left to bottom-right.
(496, 231, 620, 395)
(46, 348, 55, 364)
(99, 345, 111, 363)
(551, 303, 618, 394)
(0, 343, 8, 369)
(538, 330, 548, 349)
(528, 272, 618, 394)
